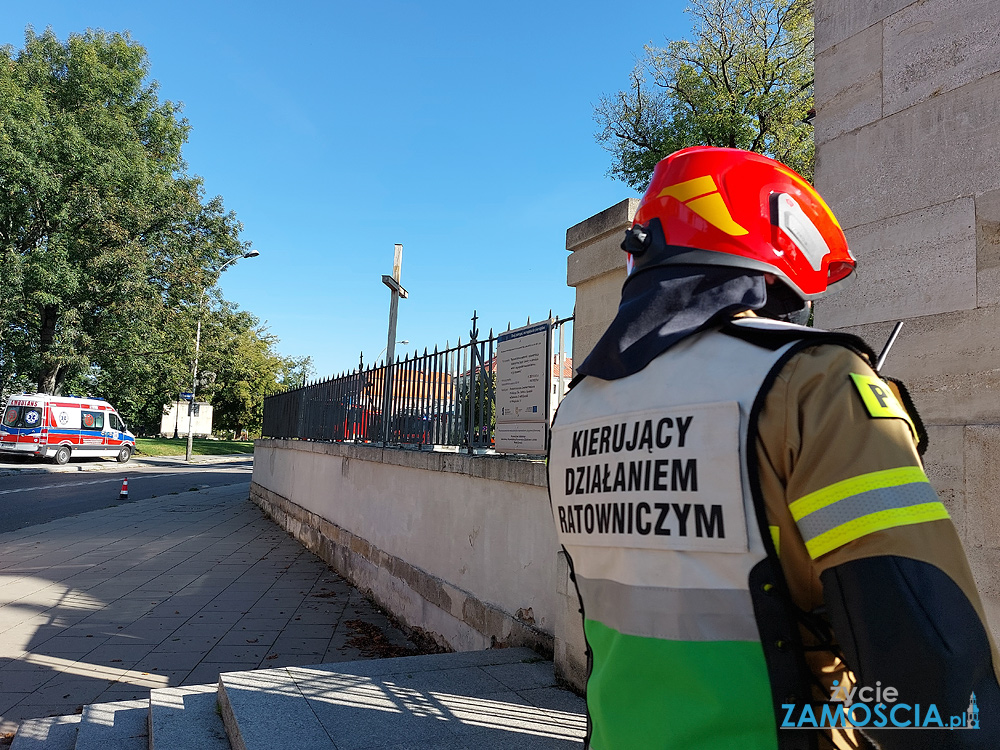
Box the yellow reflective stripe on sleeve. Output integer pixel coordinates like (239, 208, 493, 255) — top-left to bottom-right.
(769, 525, 780, 557)
(789, 467, 949, 559)
(789, 466, 928, 521)
(850, 373, 917, 440)
(804, 502, 950, 559)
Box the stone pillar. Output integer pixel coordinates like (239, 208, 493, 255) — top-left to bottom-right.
(565, 198, 638, 370)
(814, 0, 1000, 634)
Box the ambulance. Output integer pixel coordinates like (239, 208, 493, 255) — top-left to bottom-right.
(0, 394, 135, 464)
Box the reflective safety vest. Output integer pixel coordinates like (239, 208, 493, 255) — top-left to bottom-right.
(549, 319, 833, 750)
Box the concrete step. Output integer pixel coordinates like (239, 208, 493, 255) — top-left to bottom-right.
(9, 715, 80, 750)
(74, 700, 148, 750)
(11, 651, 586, 750)
(219, 648, 587, 750)
(219, 667, 334, 750)
(148, 684, 230, 750)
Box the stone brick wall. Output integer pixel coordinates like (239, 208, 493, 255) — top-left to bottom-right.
(813, 0, 1000, 631)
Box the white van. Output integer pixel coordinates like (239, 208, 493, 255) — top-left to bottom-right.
(0, 394, 136, 464)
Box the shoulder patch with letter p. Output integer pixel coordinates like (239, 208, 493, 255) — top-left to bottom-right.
(850, 373, 917, 440)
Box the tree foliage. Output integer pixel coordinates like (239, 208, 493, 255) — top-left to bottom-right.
(196, 303, 313, 437)
(594, 0, 814, 190)
(0, 28, 303, 435)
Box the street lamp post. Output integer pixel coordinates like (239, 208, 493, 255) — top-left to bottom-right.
(185, 249, 259, 462)
(375, 340, 409, 365)
(173, 385, 182, 439)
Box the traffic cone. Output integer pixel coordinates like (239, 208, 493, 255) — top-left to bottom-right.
(119, 478, 129, 501)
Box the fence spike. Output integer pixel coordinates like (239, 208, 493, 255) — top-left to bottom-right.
(507, 321, 511, 331)
(549, 308, 553, 321)
(489, 327, 493, 338)
(434, 344, 438, 354)
(527, 315, 531, 324)
(424, 346, 428, 356)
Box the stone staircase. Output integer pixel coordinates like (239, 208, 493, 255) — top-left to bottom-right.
(10, 648, 587, 749)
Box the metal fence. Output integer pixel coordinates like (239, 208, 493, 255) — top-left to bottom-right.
(262, 315, 573, 451)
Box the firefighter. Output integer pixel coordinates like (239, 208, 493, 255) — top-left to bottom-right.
(547, 146, 999, 749)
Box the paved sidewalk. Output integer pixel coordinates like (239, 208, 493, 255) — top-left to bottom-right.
(0, 481, 424, 737)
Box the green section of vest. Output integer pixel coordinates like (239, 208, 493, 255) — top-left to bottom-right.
(585, 619, 778, 750)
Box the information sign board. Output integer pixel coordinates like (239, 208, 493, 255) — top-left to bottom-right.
(495, 321, 551, 454)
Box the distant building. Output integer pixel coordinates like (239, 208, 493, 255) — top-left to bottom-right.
(551, 355, 574, 404)
(160, 401, 213, 438)
(361, 367, 454, 414)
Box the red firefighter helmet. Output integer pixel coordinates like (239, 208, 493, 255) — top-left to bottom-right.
(624, 146, 855, 300)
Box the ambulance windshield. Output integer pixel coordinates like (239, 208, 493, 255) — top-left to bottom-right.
(2, 405, 42, 429)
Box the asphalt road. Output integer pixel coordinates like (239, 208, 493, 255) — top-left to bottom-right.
(0, 458, 254, 533)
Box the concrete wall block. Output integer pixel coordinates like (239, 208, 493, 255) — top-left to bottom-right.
(553, 551, 587, 692)
(815, 72, 1000, 231)
(922, 425, 966, 541)
(977, 188, 1000, 307)
(815, 22, 884, 146)
(816, 0, 912, 54)
(566, 231, 628, 288)
(964, 426, 1000, 551)
(814, 197, 976, 328)
(966, 546, 1000, 647)
(566, 198, 638, 252)
(883, 0, 1000, 117)
(825, 307, 1000, 425)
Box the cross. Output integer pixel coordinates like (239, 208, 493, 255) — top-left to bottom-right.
(381, 243, 407, 442)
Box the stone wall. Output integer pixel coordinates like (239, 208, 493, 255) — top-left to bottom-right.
(813, 0, 1000, 630)
(249, 440, 591, 684)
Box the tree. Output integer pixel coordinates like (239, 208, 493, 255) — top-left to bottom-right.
(0, 27, 246, 399)
(594, 0, 814, 190)
(195, 302, 305, 438)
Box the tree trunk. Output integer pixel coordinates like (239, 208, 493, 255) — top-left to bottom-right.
(37, 304, 61, 394)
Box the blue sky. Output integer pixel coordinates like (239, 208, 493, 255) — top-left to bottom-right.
(2, 1, 690, 378)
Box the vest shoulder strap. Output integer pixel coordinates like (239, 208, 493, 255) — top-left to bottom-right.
(720, 318, 878, 361)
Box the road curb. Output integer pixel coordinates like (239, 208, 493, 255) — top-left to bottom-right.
(0, 453, 253, 478)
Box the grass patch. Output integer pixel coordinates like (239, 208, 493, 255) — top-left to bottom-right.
(134, 437, 254, 457)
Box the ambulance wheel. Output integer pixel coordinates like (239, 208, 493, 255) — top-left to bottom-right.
(53, 446, 71, 465)
(116, 445, 132, 463)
